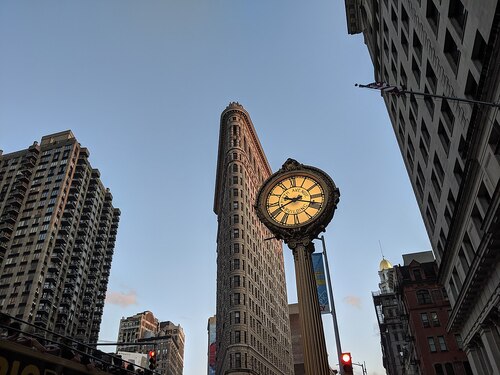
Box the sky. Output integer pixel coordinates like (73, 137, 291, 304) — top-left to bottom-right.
(0, 1, 431, 374)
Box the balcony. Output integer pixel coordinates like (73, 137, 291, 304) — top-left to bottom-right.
(50, 253, 64, 263)
(15, 174, 30, 184)
(8, 197, 23, 207)
(65, 200, 76, 210)
(45, 272, 59, 281)
(3, 213, 17, 223)
(42, 284, 56, 292)
(0, 231, 11, 242)
(60, 298, 71, 307)
(5, 205, 19, 214)
(12, 189, 25, 198)
(0, 222, 14, 233)
(67, 270, 79, 279)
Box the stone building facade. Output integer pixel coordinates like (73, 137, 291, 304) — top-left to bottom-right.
(0, 130, 120, 343)
(346, 1, 500, 372)
(213, 102, 294, 375)
(117, 311, 185, 375)
(373, 258, 406, 375)
(117, 310, 159, 352)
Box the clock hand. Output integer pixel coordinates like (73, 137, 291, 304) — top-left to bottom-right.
(281, 195, 302, 208)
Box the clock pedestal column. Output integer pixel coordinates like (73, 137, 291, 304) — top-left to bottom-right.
(291, 240, 330, 375)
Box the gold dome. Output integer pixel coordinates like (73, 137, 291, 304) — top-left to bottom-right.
(379, 258, 393, 271)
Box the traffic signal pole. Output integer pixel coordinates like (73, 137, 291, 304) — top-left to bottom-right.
(320, 236, 344, 375)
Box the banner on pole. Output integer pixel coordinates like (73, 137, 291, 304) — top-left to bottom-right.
(312, 253, 331, 314)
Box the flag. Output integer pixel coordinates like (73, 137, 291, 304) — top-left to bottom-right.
(357, 82, 403, 96)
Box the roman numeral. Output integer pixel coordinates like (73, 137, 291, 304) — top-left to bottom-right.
(289, 177, 296, 187)
(309, 202, 321, 209)
(307, 182, 318, 191)
(270, 208, 282, 218)
(310, 193, 323, 199)
(294, 215, 300, 225)
(280, 213, 289, 224)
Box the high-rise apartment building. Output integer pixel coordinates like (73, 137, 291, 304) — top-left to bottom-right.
(346, 1, 500, 372)
(0, 130, 120, 343)
(213, 102, 294, 375)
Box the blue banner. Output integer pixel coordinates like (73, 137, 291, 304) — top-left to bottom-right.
(312, 253, 330, 314)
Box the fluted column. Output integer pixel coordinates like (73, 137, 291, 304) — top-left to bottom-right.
(291, 241, 330, 375)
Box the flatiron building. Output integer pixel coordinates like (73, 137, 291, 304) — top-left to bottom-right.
(213, 103, 294, 375)
(0, 130, 120, 343)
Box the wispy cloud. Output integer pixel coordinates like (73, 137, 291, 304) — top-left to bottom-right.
(106, 290, 138, 307)
(343, 295, 362, 309)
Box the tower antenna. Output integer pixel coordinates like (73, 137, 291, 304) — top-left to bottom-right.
(378, 240, 385, 259)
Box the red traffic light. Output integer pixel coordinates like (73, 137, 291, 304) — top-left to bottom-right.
(149, 350, 156, 357)
(341, 352, 352, 364)
(340, 352, 353, 374)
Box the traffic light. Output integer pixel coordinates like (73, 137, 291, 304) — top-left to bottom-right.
(340, 352, 353, 375)
(148, 350, 156, 370)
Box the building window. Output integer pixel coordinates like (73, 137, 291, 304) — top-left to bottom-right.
(465, 71, 478, 100)
(434, 364, 445, 375)
(426, 60, 437, 92)
(426, 0, 440, 36)
(424, 86, 435, 118)
(234, 311, 240, 324)
(444, 29, 460, 74)
(233, 229, 239, 238)
(421, 313, 430, 327)
(445, 363, 455, 375)
(233, 259, 240, 270)
(235, 353, 241, 368)
(233, 243, 240, 253)
(413, 269, 422, 281)
(235, 330, 241, 343)
(417, 289, 432, 304)
(471, 30, 487, 70)
(401, 32, 409, 57)
(233, 275, 241, 287)
(233, 201, 239, 210)
(438, 120, 451, 155)
(233, 293, 241, 305)
(428, 337, 437, 352)
(430, 312, 440, 327)
(455, 334, 463, 350)
(412, 57, 421, 83)
(438, 336, 448, 351)
(449, 0, 467, 37)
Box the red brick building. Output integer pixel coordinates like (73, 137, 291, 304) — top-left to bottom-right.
(395, 252, 471, 375)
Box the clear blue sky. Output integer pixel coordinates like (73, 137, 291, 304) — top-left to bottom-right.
(0, 1, 431, 374)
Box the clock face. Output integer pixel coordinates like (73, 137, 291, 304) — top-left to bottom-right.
(265, 175, 325, 227)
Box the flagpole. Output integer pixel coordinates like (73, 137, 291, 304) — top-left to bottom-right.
(320, 235, 344, 375)
(355, 83, 500, 108)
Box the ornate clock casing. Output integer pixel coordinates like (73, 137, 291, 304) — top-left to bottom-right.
(256, 159, 340, 243)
